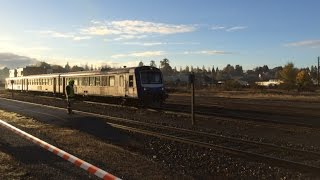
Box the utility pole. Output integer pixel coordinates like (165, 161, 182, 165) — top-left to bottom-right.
(189, 72, 195, 126)
(10, 80, 14, 98)
(317, 56, 320, 87)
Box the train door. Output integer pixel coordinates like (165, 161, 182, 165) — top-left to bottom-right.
(21, 79, 24, 91)
(26, 79, 28, 91)
(127, 74, 135, 97)
(53, 78, 56, 94)
(62, 77, 66, 95)
(119, 75, 125, 96)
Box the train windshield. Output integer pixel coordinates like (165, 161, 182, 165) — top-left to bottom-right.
(140, 71, 162, 84)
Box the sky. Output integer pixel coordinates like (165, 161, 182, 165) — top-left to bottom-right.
(0, 0, 319, 70)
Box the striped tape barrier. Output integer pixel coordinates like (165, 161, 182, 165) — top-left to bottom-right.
(0, 119, 121, 180)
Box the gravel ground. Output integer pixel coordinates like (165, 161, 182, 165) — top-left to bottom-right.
(0, 110, 178, 179)
(0, 110, 316, 179)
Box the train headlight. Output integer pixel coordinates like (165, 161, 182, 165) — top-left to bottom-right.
(144, 88, 147, 91)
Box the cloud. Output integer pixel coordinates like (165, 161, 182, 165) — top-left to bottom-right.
(97, 60, 140, 68)
(122, 41, 200, 46)
(39, 30, 92, 41)
(211, 26, 225, 30)
(184, 50, 232, 55)
(211, 25, 247, 32)
(0, 53, 40, 69)
(123, 42, 165, 46)
(285, 39, 320, 48)
(113, 35, 148, 41)
(73, 36, 92, 41)
(226, 26, 247, 32)
(81, 20, 196, 37)
(111, 51, 166, 58)
(36, 20, 196, 42)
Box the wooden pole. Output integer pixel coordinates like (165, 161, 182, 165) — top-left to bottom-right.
(11, 80, 14, 98)
(317, 56, 320, 87)
(190, 73, 195, 126)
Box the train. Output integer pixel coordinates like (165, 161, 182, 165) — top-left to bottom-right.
(5, 66, 168, 106)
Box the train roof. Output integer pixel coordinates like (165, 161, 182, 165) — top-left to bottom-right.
(6, 66, 161, 79)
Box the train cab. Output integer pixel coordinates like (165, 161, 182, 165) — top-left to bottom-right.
(135, 66, 168, 105)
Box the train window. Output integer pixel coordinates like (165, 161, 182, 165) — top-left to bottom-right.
(140, 71, 162, 84)
(129, 75, 134, 87)
(101, 76, 107, 86)
(89, 77, 95, 86)
(95, 77, 101, 86)
(73, 78, 77, 85)
(82, 77, 89, 86)
(109, 76, 115, 87)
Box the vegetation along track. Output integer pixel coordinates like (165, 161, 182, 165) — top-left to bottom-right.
(2, 95, 320, 175)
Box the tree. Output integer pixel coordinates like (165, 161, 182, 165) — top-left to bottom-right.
(296, 70, 313, 91)
(0, 67, 9, 83)
(37, 61, 51, 69)
(65, 62, 70, 72)
(279, 63, 298, 90)
(310, 65, 318, 79)
(84, 63, 89, 71)
(223, 64, 235, 77)
(211, 66, 216, 81)
(185, 66, 190, 73)
(160, 58, 173, 75)
(235, 65, 243, 76)
(150, 60, 156, 67)
(202, 65, 207, 73)
(138, 61, 144, 67)
(207, 67, 211, 73)
(173, 66, 177, 73)
(71, 65, 84, 72)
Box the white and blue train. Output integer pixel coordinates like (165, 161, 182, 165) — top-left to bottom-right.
(5, 66, 168, 105)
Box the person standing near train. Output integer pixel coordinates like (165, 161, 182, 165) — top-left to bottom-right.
(66, 79, 75, 114)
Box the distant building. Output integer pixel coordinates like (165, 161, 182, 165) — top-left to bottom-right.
(9, 69, 17, 78)
(255, 79, 283, 87)
(16, 67, 47, 77)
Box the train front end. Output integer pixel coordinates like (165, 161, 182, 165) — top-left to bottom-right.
(135, 66, 168, 106)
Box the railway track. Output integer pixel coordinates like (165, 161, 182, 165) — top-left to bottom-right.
(1, 96, 320, 175)
(77, 112, 320, 174)
(161, 102, 319, 128)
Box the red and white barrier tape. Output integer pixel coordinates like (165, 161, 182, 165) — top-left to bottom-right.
(0, 119, 121, 180)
